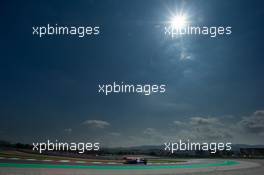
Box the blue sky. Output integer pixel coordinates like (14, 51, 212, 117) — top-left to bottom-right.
(0, 0, 264, 147)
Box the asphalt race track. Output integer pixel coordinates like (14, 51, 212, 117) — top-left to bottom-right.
(0, 158, 262, 175)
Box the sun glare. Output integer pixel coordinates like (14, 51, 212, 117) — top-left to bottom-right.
(170, 14, 188, 29)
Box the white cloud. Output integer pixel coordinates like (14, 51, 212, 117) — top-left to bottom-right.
(173, 120, 186, 127)
(143, 128, 157, 135)
(171, 110, 264, 144)
(82, 120, 110, 129)
(64, 128, 72, 133)
(239, 110, 264, 134)
(173, 116, 232, 141)
(78, 111, 264, 147)
(109, 132, 121, 136)
(190, 117, 219, 125)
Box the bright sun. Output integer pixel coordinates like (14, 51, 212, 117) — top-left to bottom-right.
(170, 15, 188, 29)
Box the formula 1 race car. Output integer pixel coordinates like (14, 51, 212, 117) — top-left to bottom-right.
(123, 157, 148, 165)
